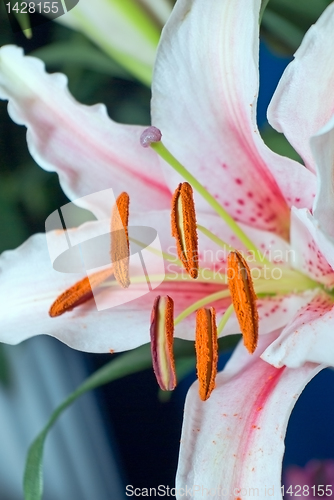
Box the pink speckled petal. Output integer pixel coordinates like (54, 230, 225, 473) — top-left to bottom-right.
(262, 291, 334, 368)
(268, 2, 334, 174)
(151, 0, 316, 238)
(176, 331, 321, 499)
(290, 207, 334, 287)
(173, 212, 313, 341)
(0, 45, 170, 218)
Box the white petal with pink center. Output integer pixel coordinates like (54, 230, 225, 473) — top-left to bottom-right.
(262, 292, 334, 368)
(0, 45, 171, 217)
(176, 332, 322, 500)
(268, 2, 334, 174)
(151, 0, 316, 238)
(0, 205, 311, 350)
(0, 219, 229, 352)
(310, 114, 334, 239)
(290, 208, 334, 287)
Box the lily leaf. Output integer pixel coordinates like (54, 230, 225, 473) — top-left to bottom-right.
(262, 9, 305, 51)
(260, 0, 271, 21)
(7, 0, 32, 38)
(261, 125, 302, 163)
(23, 343, 153, 500)
(32, 39, 129, 79)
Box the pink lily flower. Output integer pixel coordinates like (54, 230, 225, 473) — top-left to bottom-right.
(1, 0, 334, 496)
(284, 459, 334, 499)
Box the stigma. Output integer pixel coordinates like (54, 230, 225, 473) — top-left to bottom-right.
(140, 126, 162, 148)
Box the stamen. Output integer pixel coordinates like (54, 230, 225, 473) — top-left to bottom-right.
(140, 126, 162, 148)
(140, 128, 269, 265)
(227, 251, 259, 354)
(171, 182, 198, 279)
(49, 267, 114, 317)
(150, 295, 176, 391)
(174, 289, 230, 326)
(195, 307, 218, 401)
(111, 192, 130, 288)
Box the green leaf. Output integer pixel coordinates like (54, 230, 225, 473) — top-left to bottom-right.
(0, 343, 12, 388)
(261, 125, 302, 163)
(269, 0, 331, 25)
(7, 0, 32, 38)
(31, 39, 129, 79)
(23, 343, 153, 500)
(260, 0, 271, 22)
(23, 335, 239, 500)
(262, 9, 305, 51)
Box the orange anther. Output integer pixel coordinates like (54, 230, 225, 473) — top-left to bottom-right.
(111, 192, 130, 288)
(171, 182, 198, 279)
(195, 307, 218, 401)
(227, 251, 258, 354)
(49, 267, 113, 317)
(150, 295, 176, 391)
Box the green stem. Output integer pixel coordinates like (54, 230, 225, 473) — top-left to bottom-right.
(217, 304, 234, 335)
(151, 142, 269, 263)
(197, 224, 234, 252)
(174, 290, 230, 326)
(129, 236, 226, 281)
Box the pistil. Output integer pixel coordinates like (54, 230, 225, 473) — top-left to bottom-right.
(140, 126, 270, 265)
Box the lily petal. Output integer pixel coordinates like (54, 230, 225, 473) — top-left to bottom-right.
(262, 291, 334, 368)
(0, 217, 230, 352)
(268, 2, 334, 174)
(310, 114, 334, 238)
(151, 0, 316, 237)
(0, 45, 171, 217)
(290, 207, 334, 286)
(176, 332, 321, 499)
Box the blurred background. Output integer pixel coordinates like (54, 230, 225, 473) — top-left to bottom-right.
(0, 0, 334, 498)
